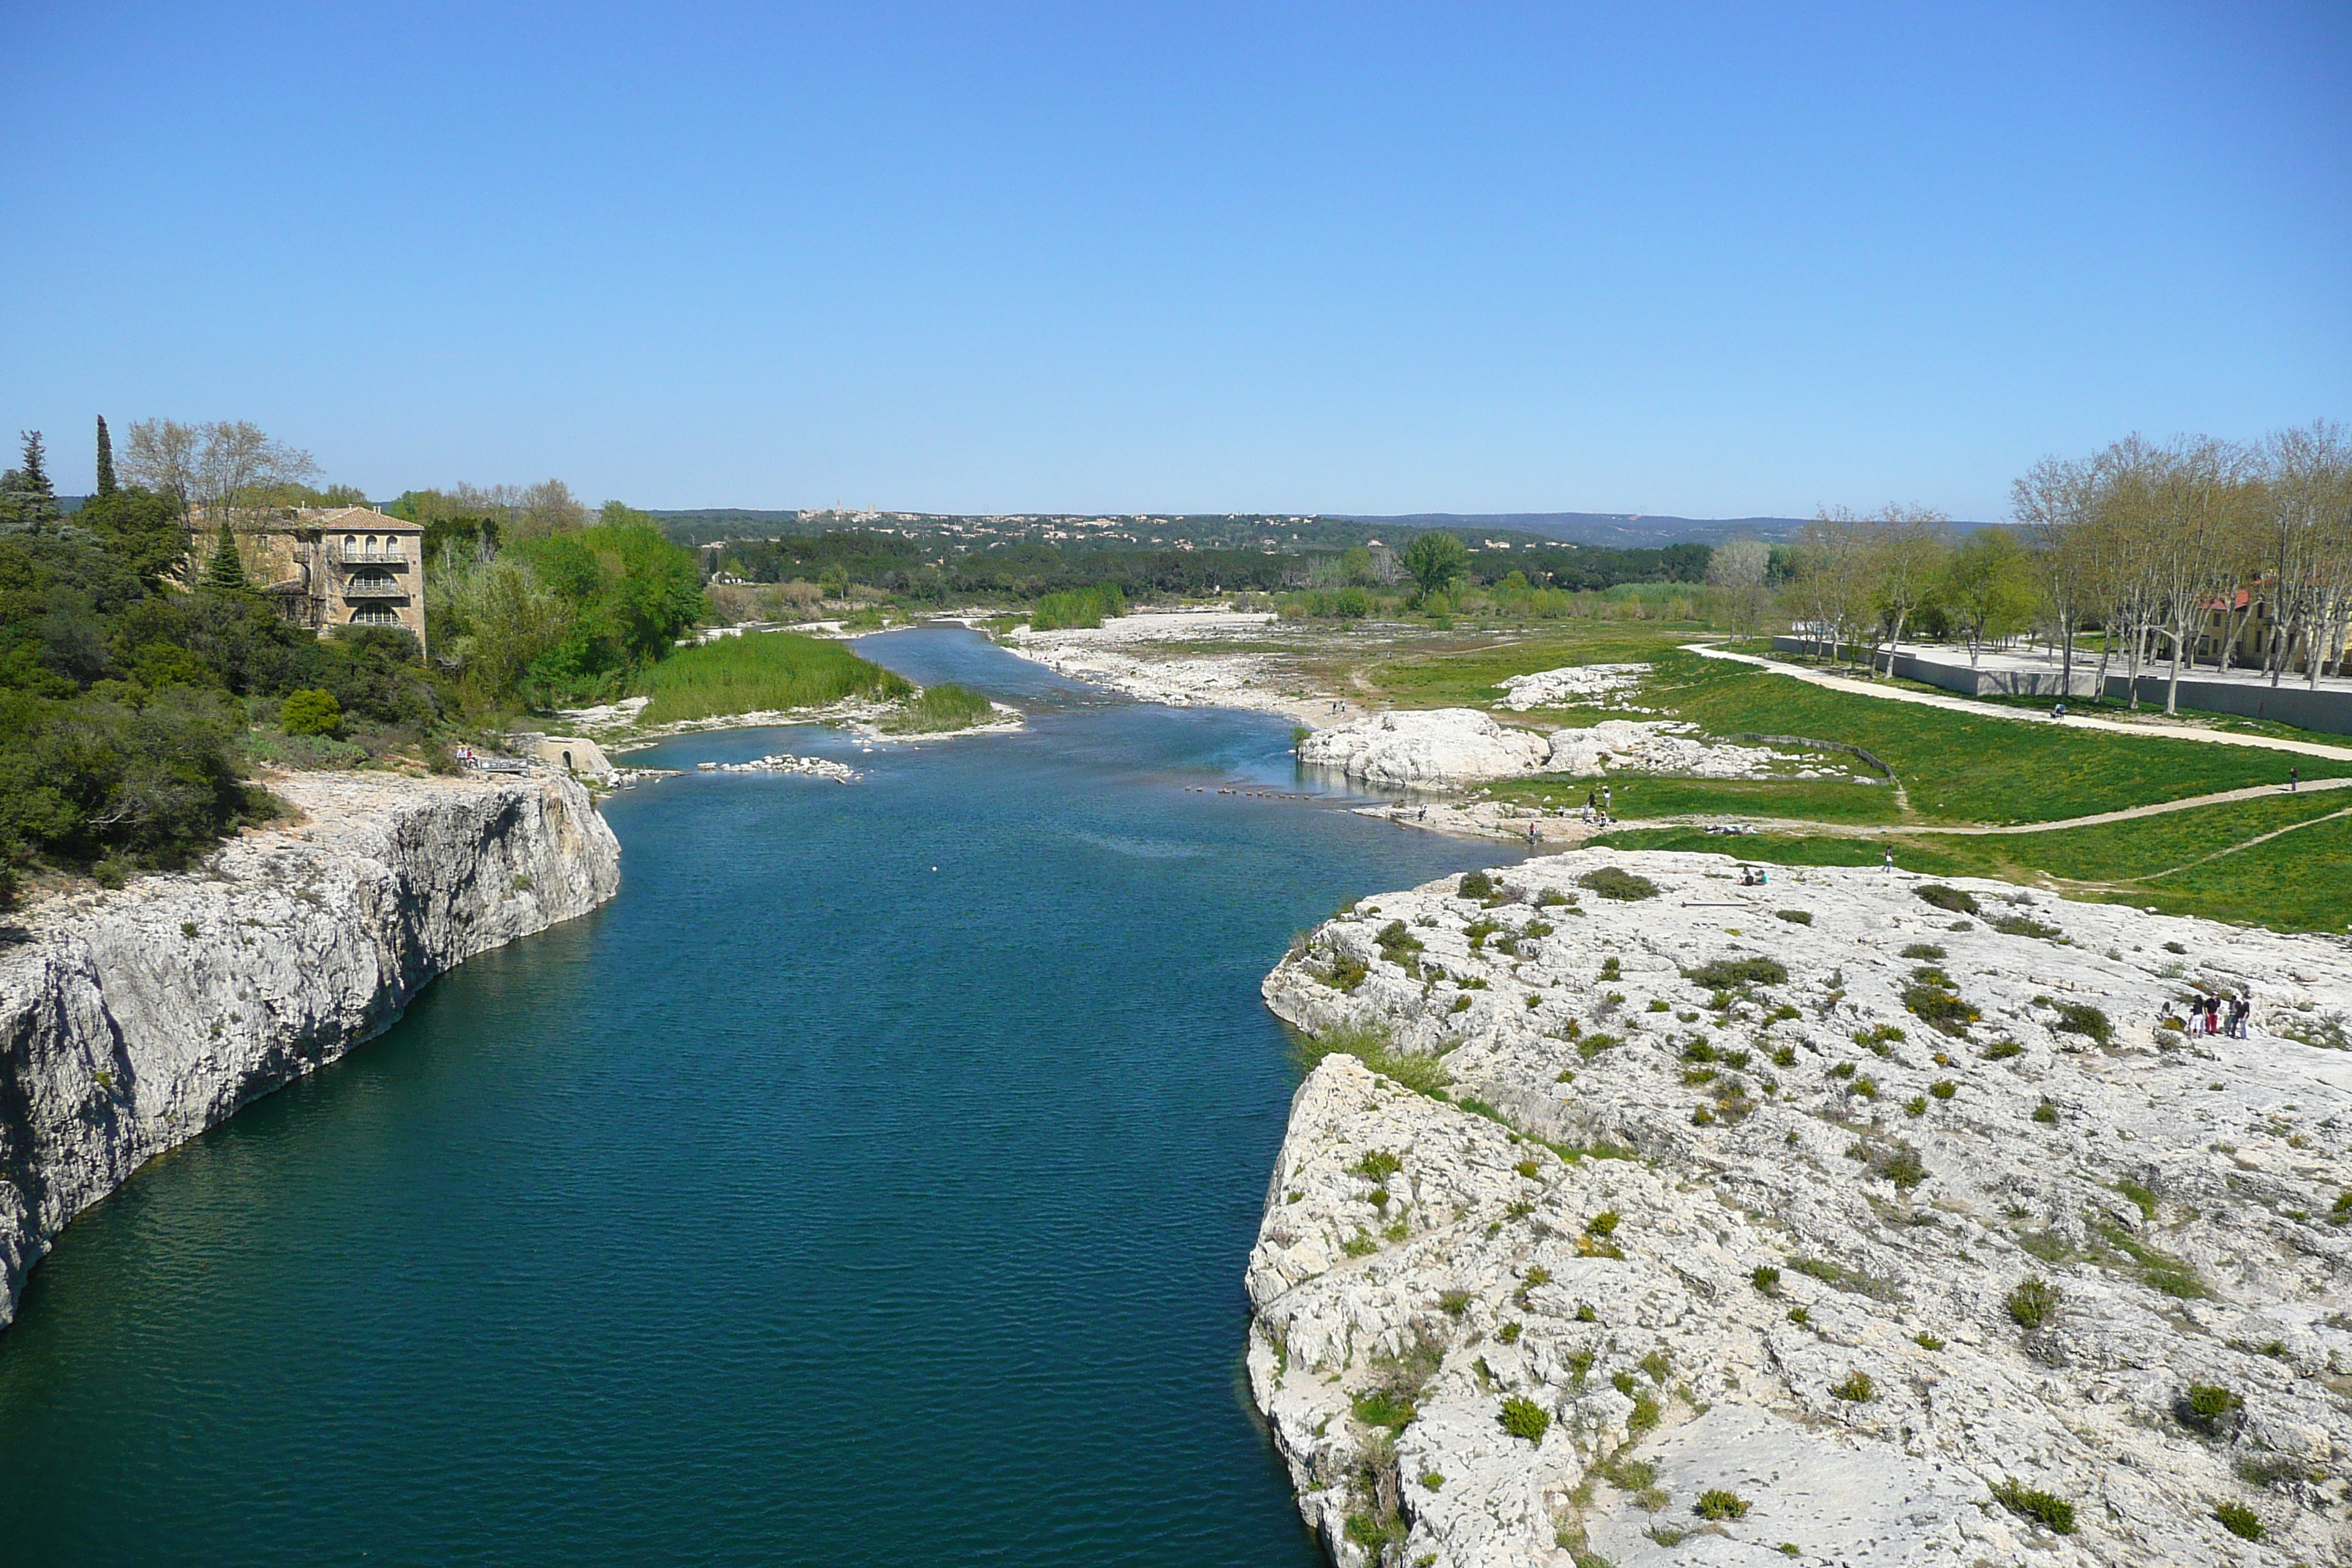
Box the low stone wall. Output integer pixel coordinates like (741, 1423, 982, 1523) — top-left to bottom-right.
(1771, 638, 2352, 734)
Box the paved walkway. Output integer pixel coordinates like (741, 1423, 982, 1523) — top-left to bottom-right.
(1685, 644, 2352, 762)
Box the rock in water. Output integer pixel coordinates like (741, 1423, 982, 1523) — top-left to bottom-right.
(0, 771, 622, 1329)
(1250, 849, 2352, 1566)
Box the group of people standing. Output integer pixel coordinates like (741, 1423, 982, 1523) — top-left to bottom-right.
(2179, 989, 2253, 1039)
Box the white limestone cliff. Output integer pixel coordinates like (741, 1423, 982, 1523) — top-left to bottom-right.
(0, 769, 621, 1328)
(1251, 850, 2352, 1566)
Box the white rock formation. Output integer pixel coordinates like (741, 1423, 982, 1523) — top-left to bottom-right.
(1541, 720, 1809, 780)
(0, 769, 621, 1328)
(1496, 664, 1655, 711)
(1251, 850, 2352, 1566)
(1301, 710, 1555, 788)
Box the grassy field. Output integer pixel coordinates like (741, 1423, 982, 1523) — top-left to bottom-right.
(1362, 630, 2351, 824)
(1591, 791, 2352, 932)
(637, 633, 912, 723)
(1361, 626, 1696, 711)
(876, 682, 994, 734)
(1316, 624, 2352, 935)
(1646, 651, 2351, 823)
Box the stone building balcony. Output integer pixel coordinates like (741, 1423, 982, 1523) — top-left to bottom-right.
(341, 578, 410, 599)
(327, 540, 408, 568)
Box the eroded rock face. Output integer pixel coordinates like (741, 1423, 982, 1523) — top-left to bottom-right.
(1249, 851, 2352, 1566)
(1301, 710, 1554, 788)
(0, 770, 622, 1328)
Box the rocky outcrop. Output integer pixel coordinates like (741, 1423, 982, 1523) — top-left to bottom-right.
(0, 769, 621, 1329)
(1300, 709, 1554, 788)
(1251, 851, 2352, 1566)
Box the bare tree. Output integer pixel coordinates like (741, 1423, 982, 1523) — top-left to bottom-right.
(2011, 456, 2095, 693)
(511, 479, 588, 540)
(1786, 510, 1877, 666)
(1704, 538, 1770, 641)
(192, 421, 319, 522)
(121, 419, 202, 516)
(1863, 505, 1950, 676)
(2148, 437, 2259, 715)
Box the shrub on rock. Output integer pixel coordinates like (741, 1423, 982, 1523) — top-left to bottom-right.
(1579, 867, 1659, 901)
(1915, 884, 1979, 914)
(1694, 1489, 1750, 1520)
(1498, 1395, 1550, 1442)
(2008, 1276, 2059, 1329)
(1989, 1478, 2076, 1534)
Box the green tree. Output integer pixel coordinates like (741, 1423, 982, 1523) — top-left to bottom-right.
(0, 431, 62, 533)
(1401, 531, 1469, 602)
(95, 415, 118, 497)
(1938, 527, 2041, 665)
(203, 528, 248, 590)
(78, 487, 190, 586)
(279, 687, 344, 737)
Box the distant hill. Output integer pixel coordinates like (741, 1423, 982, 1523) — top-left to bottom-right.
(1342, 512, 1816, 547)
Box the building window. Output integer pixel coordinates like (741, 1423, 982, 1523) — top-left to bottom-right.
(350, 606, 399, 626)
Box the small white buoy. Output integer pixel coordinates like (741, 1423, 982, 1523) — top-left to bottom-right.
(932, 866, 939, 872)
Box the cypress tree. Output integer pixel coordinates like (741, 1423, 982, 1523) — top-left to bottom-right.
(95, 415, 118, 496)
(203, 526, 249, 589)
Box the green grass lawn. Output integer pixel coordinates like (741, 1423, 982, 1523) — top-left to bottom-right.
(1364, 626, 1699, 711)
(636, 632, 911, 723)
(1640, 651, 2351, 823)
(1592, 791, 2352, 933)
(1482, 772, 1905, 825)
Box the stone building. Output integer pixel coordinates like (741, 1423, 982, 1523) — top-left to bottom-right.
(222, 505, 428, 655)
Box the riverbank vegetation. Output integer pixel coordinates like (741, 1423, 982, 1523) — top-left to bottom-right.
(0, 427, 453, 898)
(876, 682, 993, 734)
(635, 632, 911, 724)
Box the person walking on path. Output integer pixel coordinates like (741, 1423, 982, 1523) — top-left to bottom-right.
(1602, 783, 1613, 815)
(2291, 766, 2299, 792)
(1882, 845, 1895, 872)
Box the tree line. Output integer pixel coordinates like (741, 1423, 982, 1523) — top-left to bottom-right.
(1774, 422, 2352, 715)
(0, 422, 712, 902)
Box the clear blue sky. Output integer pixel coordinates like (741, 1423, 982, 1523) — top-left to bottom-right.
(4, 2, 2346, 519)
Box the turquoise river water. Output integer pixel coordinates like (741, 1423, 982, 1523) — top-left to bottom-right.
(0, 628, 1516, 1565)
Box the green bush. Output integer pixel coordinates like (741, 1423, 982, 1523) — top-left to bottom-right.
(1831, 1371, 1875, 1402)
(1028, 583, 1128, 630)
(1900, 943, 1945, 959)
(1352, 1388, 1417, 1431)
(1580, 867, 1659, 901)
(2008, 1276, 2059, 1329)
(1458, 868, 1496, 900)
(1989, 1478, 2076, 1534)
(2212, 1500, 2264, 1540)
(1694, 1489, 1749, 1520)
(2180, 1383, 2242, 1435)
(1685, 956, 1788, 989)
(1498, 1395, 1550, 1442)
(1775, 908, 1812, 924)
(1915, 884, 1979, 914)
(1752, 1264, 1781, 1294)
(2051, 1002, 2112, 1044)
(279, 687, 344, 737)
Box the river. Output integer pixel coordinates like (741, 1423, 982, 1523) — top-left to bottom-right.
(0, 628, 1515, 1565)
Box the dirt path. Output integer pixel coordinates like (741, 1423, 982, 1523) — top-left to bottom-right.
(1685, 644, 2352, 762)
